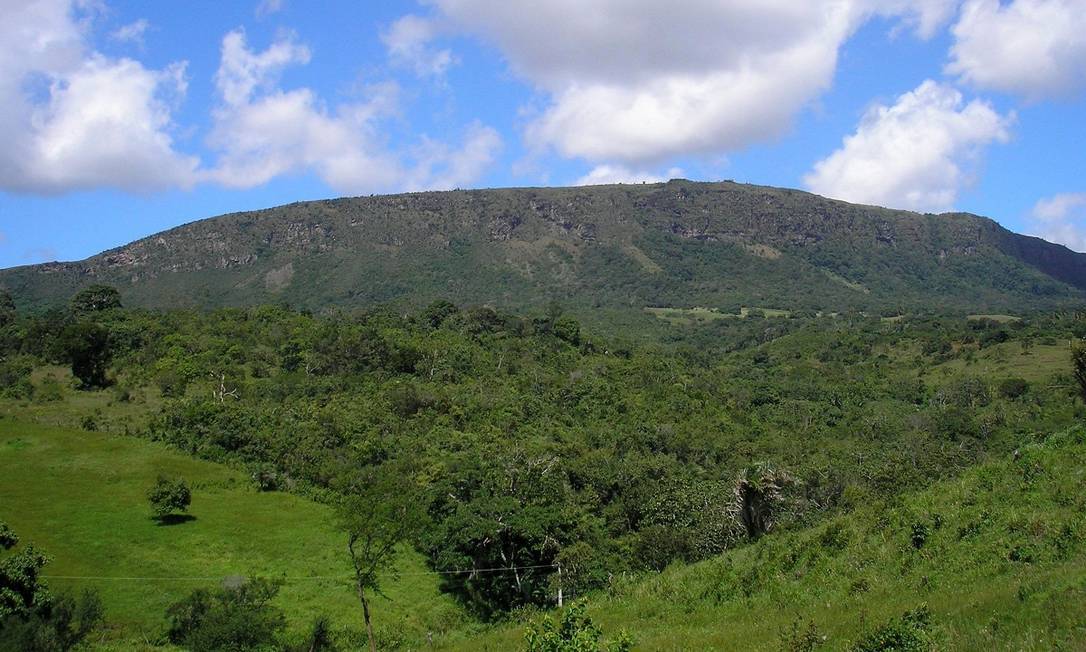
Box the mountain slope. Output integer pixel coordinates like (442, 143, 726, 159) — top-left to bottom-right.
(3, 180, 1085, 318)
(442, 426, 1086, 650)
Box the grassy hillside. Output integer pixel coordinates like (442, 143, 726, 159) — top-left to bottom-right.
(3, 181, 1086, 328)
(446, 425, 1086, 650)
(0, 418, 464, 649)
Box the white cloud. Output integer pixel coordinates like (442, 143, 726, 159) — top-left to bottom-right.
(0, 0, 197, 194)
(804, 80, 1012, 212)
(110, 18, 148, 45)
(575, 164, 684, 186)
(1029, 192, 1086, 251)
(431, 0, 957, 165)
(206, 30, 499, 194)
(382, 15, 456, 78)
(406, 122, 503, 190)
(947, 0, 1086, 100)
(255, 0, 285, 17)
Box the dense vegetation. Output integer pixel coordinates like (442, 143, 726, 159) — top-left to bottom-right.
(2, 279, 1085, 649)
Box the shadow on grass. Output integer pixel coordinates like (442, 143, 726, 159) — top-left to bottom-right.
(153, 514, 197, 526)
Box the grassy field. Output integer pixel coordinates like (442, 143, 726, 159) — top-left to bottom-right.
(439, 426, 1086, 651)
(0, 417, 464, 649)
(644, 306, 792, 325)
(930, 341, 1071, 384)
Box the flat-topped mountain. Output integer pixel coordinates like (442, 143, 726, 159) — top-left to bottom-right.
(3, 179, 1085, 318)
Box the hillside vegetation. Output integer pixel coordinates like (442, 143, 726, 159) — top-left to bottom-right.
(3, 181, 1085, 330)
(2, 283, 1085, 649)
(449, 425, 1086, 650)
(0, 419, 462, 649)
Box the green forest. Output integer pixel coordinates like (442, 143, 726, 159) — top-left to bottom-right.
(2, 284, 1085, 650)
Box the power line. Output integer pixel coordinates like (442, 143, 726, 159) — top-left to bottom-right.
(41, 563, 559, 582)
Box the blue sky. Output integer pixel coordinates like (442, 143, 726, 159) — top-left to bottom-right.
(1, 0, 1085, 269)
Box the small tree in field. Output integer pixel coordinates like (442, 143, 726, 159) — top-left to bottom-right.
(335, 463, 427, 652)
(147, 477, 192, 521)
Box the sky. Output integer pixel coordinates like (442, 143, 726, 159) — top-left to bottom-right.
(1, 0, 1085, 269)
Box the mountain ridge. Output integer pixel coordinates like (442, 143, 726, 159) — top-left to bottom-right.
(3, 179, 1084, 318)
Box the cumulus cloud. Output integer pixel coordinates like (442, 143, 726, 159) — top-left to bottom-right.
(431, 0, 957, 164)
(206, 30, 499, 194)
(575, 164, 684, 186)
(1028, 192, 1086, 251)
(382, 15, 456, 78)
(406, 122, 502, 190)
(804, 80, 1013, 212)
(0, 0, 198, 194)
(110, 18, 148, 45)
(947, 0, 1086, 100)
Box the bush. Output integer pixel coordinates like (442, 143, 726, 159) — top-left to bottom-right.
(524, 600, 632, 652)
(165, 577, 285, 651)
(147, 476, 192, 520)
(998, 377, 1029, 399)
(852, 605, 934, 651)
(0, 589, 103, 652)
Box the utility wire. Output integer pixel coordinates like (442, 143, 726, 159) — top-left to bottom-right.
(41, 563, 559, 582)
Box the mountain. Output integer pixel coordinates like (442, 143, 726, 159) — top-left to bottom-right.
(3, 179, 1085, 321)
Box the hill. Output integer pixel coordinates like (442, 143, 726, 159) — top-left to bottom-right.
(0, 417, 464, 649)
(444, 425, 1086, 650)
(2, 181, 1085, 324)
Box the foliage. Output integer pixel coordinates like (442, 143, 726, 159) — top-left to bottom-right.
(335, 463, 428, 651)
(0, 289, 14, 327)
(0, 522, 102, 651)
(0, 522, 50, 620)
(69, 285, 121, 314)
(524, 600, 632, 652)
(165, 577, 285, 651)
(0, 590, 103, 652)
(851, 606, 934, 652)
(59, 321, 111, 388)
(147, 476, 192, 519)
(1072, 342, 1086, 403)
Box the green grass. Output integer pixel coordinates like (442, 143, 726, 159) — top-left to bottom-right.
(644, 306, 792, 325)
(440, 426, 1086, 651)
(931, 341, 1071, 384)
(0, 417, 464, 649)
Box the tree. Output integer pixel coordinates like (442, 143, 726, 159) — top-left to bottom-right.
(147, 476, 192, 521)
(335, 464, 427, 652)
(1, 521, 50, 620)
(165, 577, 285, 651)
(69, 285, 121, 314)
(0, 522, 102, 651)
(60, 321, 111, 389)
(0, 289, 14, 327)
(1072, 343, 1086, 404)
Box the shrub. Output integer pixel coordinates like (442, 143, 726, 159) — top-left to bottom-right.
(524, 600, 632, 652)
(852, 606, 934, 651)
(997, 377, 1029, 399)
(165, 577, 285, 651)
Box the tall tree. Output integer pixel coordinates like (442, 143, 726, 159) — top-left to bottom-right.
(69, 285, 121, 314)
(0, 289, 15, 327)
(60, 321, 111, 388)
(335, 464, 427, 652)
